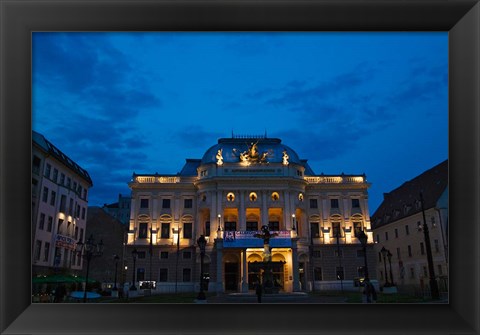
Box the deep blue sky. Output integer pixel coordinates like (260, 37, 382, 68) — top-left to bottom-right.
(32, 32, 448, 213)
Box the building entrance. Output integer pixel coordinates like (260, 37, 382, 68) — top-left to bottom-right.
(248, 261, 285, 291)
(224, 262, 239, 291)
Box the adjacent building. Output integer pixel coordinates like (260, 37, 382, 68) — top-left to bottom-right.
(102, 194, 131, 226)
(32, 131, 93, 277)
(126, 135, 376, 293)
(371, 160, 448, 296)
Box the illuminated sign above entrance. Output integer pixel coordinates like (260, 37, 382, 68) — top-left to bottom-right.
(223, 230, 292, 248)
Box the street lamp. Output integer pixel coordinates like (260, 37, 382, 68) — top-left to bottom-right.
(357, 230, 369, 281)
(197, 235, 207, 300)
(380, 246, 389, 287)
(130, 248, 138, 291)
(291, 214, 296, 231)
(113, 254, 119, 291)
(387, 250, 394, 286)
(217, 214, 222, 238)
(75, 234, 104, 303)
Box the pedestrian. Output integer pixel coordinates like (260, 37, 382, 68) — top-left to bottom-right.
(255, 281, 263, 303)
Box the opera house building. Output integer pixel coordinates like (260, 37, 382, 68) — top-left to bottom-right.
(126, 135, 376, 294)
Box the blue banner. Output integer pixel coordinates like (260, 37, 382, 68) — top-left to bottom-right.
(223, 230, 292, 248)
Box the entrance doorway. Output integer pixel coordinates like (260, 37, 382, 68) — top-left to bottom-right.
(224, 262, 239, 291)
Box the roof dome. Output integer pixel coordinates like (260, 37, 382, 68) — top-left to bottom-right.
(201, 137, 302, 165)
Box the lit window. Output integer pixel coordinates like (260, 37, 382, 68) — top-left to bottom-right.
(140, 199, 149, 208)
(298, 193, 304, 201)
(226, 192, 235, 202)
(249, 192, 257, 202)
(271, 192, 280, 201)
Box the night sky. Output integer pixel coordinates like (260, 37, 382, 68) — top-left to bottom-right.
(32, 32, 448, 213)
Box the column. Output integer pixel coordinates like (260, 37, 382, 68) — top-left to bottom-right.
(291, 239, 300, 291)
(215, 239, 224, 293)
(241, 249, 249, 292)
(283, 190, 291, 229)
(239, 190, 246, 230)
(261, 191, 268, 227)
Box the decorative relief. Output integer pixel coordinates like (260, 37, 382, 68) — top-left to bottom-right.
(233, 141, 269, 165)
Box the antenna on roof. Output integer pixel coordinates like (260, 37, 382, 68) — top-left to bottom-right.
(264, 129, 267, 138)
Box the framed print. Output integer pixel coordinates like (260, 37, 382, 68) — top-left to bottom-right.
(1, 1, 479, 334)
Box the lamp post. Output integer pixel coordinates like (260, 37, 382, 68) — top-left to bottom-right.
(419, 192, 440, 299)
(75, 234, 104, 303)
(113, 254, 119, 291)
(173, 226, 182, 294)
(357, 230, 369, 281)
(197, 235, 207, 300)
(387, 250, 394, 286)
(130, 248, 138, 291)
(217, 214, 222, 238)
(380, 246, 389, 287)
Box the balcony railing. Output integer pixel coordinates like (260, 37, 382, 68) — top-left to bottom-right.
(305, 175, 365, 184)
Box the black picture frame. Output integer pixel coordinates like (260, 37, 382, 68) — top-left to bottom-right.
(1, 1, 479, 334)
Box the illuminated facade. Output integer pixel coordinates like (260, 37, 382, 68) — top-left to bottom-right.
(126, 136, 376, 293)
(371, 160, 448, 296)
(32, 131, 92, 276)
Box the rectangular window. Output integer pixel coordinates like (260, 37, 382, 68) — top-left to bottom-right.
(351, 199, 360, 208)
(268, 221, 280, 231)
(137, 251, 146, 259)
(376, 234, 380, 243)
(405, 225, 410, 235)
(79, 228, 84, 243)
(159, 268, 168, 282)
(34, 240, 42, 261)
(420, 242, 425, 255)
(205, 221, 210, 236)
(81, 207, 86, 220)
(396, 247, 401, 259)
(332, 222, 342, 237)
(73, 181, 77, 193)
(410, 267, 415, 279)
(47, 216, 53, 232)
(336, 267, 344, 280)
(60, 173, 65, 185)
(50, 190, 56, 206)
(314, 267, 323, 281)
(160, 251, 168, 259)
(76, 204, 80, 218)
(246, 221, 258, 231)
(59, 195, 66, 213)
(161, 223, 170, 238)
(162, 199, 171, 208)
(310, 222, 320, 238)
(57, 219, 64, 235)
(395, 228, 399, 238)
(74, 226, 79, 240)
(68, 198, 73, 216)
(32, 156, 41, 174)
(183, 251, 191, 259)
(43, 242, 50, 262)
(225, 221, 237, 231)
(310, 199, 318, 209)
(408, 245, 412, 257)
(331, 199, 339, 208)
(353, 222, 362, 237)
(434, 239, 440, 253)
(184, 199, 193, 208)
(139, 223, 148, 238)
(183, 223, 192, 239)
(42, 187, 49, 202)
(39, 213, 45, 230)
(183, 268, 191, 282)
(67, 177, 71, 189)
(140, 198, 149, 208)
(44, 163, 51, 178)
(52, 168, 58, 183)
(137, 268, 145, 281)
(385, 231, 389, 241)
